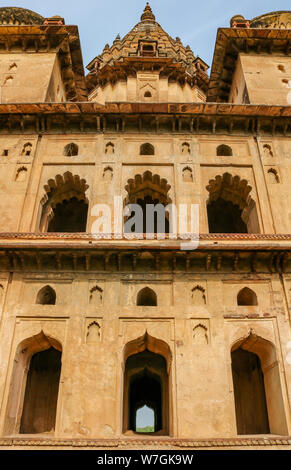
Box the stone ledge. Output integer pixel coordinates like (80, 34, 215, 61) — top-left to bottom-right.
(1, 437, 291, 449)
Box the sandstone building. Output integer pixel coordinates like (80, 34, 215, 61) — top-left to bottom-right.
(0, 4, 291, 450)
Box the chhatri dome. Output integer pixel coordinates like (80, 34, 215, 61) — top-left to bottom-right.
(0, 6, 44, 25)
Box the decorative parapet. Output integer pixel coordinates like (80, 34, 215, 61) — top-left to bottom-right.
(43, 16, 65, 26)
(230, 15, 250, 28)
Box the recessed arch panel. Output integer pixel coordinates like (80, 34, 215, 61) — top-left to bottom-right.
(122, 333, 172, 436)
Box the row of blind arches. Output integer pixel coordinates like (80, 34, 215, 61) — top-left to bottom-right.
(63, 142, 275, 157)
(63, 142, 238, 157)
(36, 285, 258, 307)
(2, 142, 274, 159)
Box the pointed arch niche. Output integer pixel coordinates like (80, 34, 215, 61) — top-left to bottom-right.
(206, 173, 260, 234)
(4, 331, 62, 436)
(36, 285, 56, 305)
(237, 287, 258, 306)
(137, 287, 157, 306)
(122, 332, 172, 436)
(231, 332, 288, 436)
(39, 172, 89, 232)
(191, 285, 206, 305)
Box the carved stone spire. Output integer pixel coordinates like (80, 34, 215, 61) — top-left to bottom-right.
(141, 3, 155, 22)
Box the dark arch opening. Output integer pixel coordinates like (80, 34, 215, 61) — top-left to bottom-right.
(36, 285, 56, 305)
(230, 333, 288, 436)
(130, 366, 161, 432)
(206, 173, 260, 234)
(20, 347, 62, 434)
(140, 143, 155, 155)
(217, 144, 233, 156)
(21, 142, 32, 156)
(133, 196, 170, 234)
(124, 349, 168, 434)
(207, 197, 247, 233)
(231, 348, 269, 435)
(144, 91, 152, 98)
(64, 143, 78, 156)
(40, 172, 89, 233)
(137, 287, 157, 306)
(124, 172, 171, 235)
(48, 197, 88, 232)
(237, 287, 258, 306)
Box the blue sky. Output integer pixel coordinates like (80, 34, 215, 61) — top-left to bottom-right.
(136, 405, 154, 429)
(2, 1, 291, 71)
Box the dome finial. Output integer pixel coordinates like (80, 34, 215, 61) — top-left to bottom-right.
(141, 2, 155, 22)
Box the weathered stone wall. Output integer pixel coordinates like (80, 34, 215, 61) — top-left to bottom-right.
(0, 53, 65, 103)
(229, 54, 291, 105)
(0, 268, 290, 439)
(0, 133, 290, 234)
(0, 4, 290, 450)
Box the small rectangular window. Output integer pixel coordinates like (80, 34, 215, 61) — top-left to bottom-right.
(140, 42, 156, 57)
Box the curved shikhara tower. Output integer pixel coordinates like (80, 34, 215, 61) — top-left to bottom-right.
(86, 3, 209, 104)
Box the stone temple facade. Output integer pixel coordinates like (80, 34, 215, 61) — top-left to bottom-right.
(0, 4, 291, 450)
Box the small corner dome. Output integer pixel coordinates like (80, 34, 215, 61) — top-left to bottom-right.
(230, 14, 245, 26)
(0, 7, 44, 25)
(250, 11, 291, 29)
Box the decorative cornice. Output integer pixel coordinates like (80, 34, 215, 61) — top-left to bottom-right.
(0, 232, 291, 241)
(0, 436, 290, 449)
(0, 102, 289, 136)
(0, 234, 291, 274)
(0, 101, 289, 116)
(86, 57, 209, 94)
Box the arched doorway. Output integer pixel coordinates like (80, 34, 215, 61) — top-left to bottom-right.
(232, 348, 269, 434)
(4, 332, 62, 435)
(124, 171, 171, 235)
(122, 332, 172, 435)
(206, 173, 260, 233)
(20, 347, 62, 434)
(39, 172, 89, 232)
(231, 333, 288, 435)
